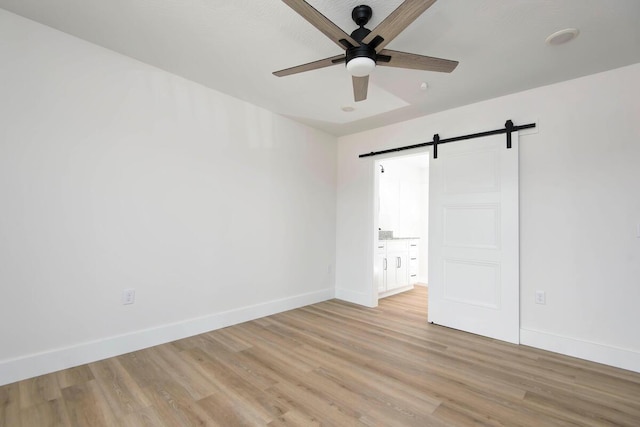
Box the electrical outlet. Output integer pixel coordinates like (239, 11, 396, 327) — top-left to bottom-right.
(122, 288, 136, 305)
(535, 290, 546, 305)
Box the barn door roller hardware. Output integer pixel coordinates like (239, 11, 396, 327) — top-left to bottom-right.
(358, 120, 536, 159)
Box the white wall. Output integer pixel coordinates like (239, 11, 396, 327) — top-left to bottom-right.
(0, 10, 337, 385)
(379, 157, 421, 236)
(336, 62, 640, 372)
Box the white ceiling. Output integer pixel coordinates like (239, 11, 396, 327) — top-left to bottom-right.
(1, 0, 639, 136)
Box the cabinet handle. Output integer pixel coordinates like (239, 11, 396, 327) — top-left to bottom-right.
(383, 258, 387, 270)
(411, 274, 417, 277)
(410, 244, 417, 247)
(397, 257, 401, 268)
(411, 257, 417, 260)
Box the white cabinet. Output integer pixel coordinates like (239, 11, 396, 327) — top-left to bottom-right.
(377, 239, 419, 297)
(386, 241, 409, 291)
(375, 243, 387, 293)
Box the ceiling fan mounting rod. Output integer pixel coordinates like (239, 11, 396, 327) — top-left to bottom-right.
(352, 5, 373, 27)
(350, 5, 377, 44)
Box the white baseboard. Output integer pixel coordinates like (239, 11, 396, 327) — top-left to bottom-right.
(335, 287, 376, 307)
(0, 288, 333, 386)
(520, 328, 640, 373)
(379, 285, 415, 299)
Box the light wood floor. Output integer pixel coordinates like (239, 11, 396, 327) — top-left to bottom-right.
(2, 286, 640, 426)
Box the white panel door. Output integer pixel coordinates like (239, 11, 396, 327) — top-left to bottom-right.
(428, 133, 519, 344)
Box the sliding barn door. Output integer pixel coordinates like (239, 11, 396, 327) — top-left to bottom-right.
(428, 133, 519, 344)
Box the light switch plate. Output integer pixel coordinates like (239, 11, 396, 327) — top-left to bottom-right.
(122, 288, 136, 305)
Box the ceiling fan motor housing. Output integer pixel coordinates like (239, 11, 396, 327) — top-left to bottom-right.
(346, 44, 377, 64)
(345, 44, 377, 77)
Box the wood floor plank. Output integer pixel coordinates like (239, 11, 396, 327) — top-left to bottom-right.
(2, 286, 640, 426)
(197, 391, 267, 427)
(264, 379, 363, 426)
(20, 398, 71, 427)
(139, 379, 217, 427)
(145, 344, 216, 401)
(292, 343, 443, 414)
(267, 408, 321, 426)
(60, 380, 118, 426)
(55, 366, 94, 390)
(206, 328, 254, 352)
(88, 358, 151, 419)
(115, 350, 167, 391)
(117, 405, 168, 427)
(0, 383, 21, 427)
(523, 389, 639, 426)
(184, 347, 287, 423)
(18, 373, 61, 409)
(198, 345, 279, 391)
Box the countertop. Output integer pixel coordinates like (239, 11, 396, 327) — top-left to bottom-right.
(379, 237, 420, 240)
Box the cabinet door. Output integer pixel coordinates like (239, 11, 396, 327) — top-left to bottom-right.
(375, 253, 387, 292)
(409, 240, 419, 284)
(386, 251, 408, 291)
(386, 252, 398, 290)
(394, 252, 409, 289)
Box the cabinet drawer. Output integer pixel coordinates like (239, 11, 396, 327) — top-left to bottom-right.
(376, 242, 386, 254)
(386, 240, 408, 252)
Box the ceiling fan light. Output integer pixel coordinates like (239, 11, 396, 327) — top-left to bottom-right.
(347, 57, 376, 77)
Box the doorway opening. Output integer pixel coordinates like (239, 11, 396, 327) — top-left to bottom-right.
(373, 151, 429, 305)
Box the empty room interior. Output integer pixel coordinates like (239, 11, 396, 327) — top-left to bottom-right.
(1, 0, 639, 425)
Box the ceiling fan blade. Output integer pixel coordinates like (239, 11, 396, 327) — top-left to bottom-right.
(273, 54, 345, 77)
(378, 49, 458, 73)
(282, 0, 359, 49)
(363, 0, 437, 51)
(352, 76, 369, 102)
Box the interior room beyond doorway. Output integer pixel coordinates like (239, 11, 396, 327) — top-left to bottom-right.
(375, 153, 429, 300)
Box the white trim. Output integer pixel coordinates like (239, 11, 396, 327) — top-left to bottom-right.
(520, 328, 640, 373)
(335, 287, 376, 307)
(379, 285, 415, 299)
(0, 288, 333, 386)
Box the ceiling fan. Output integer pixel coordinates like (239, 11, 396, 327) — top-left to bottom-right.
(273, 0, 459, 102)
